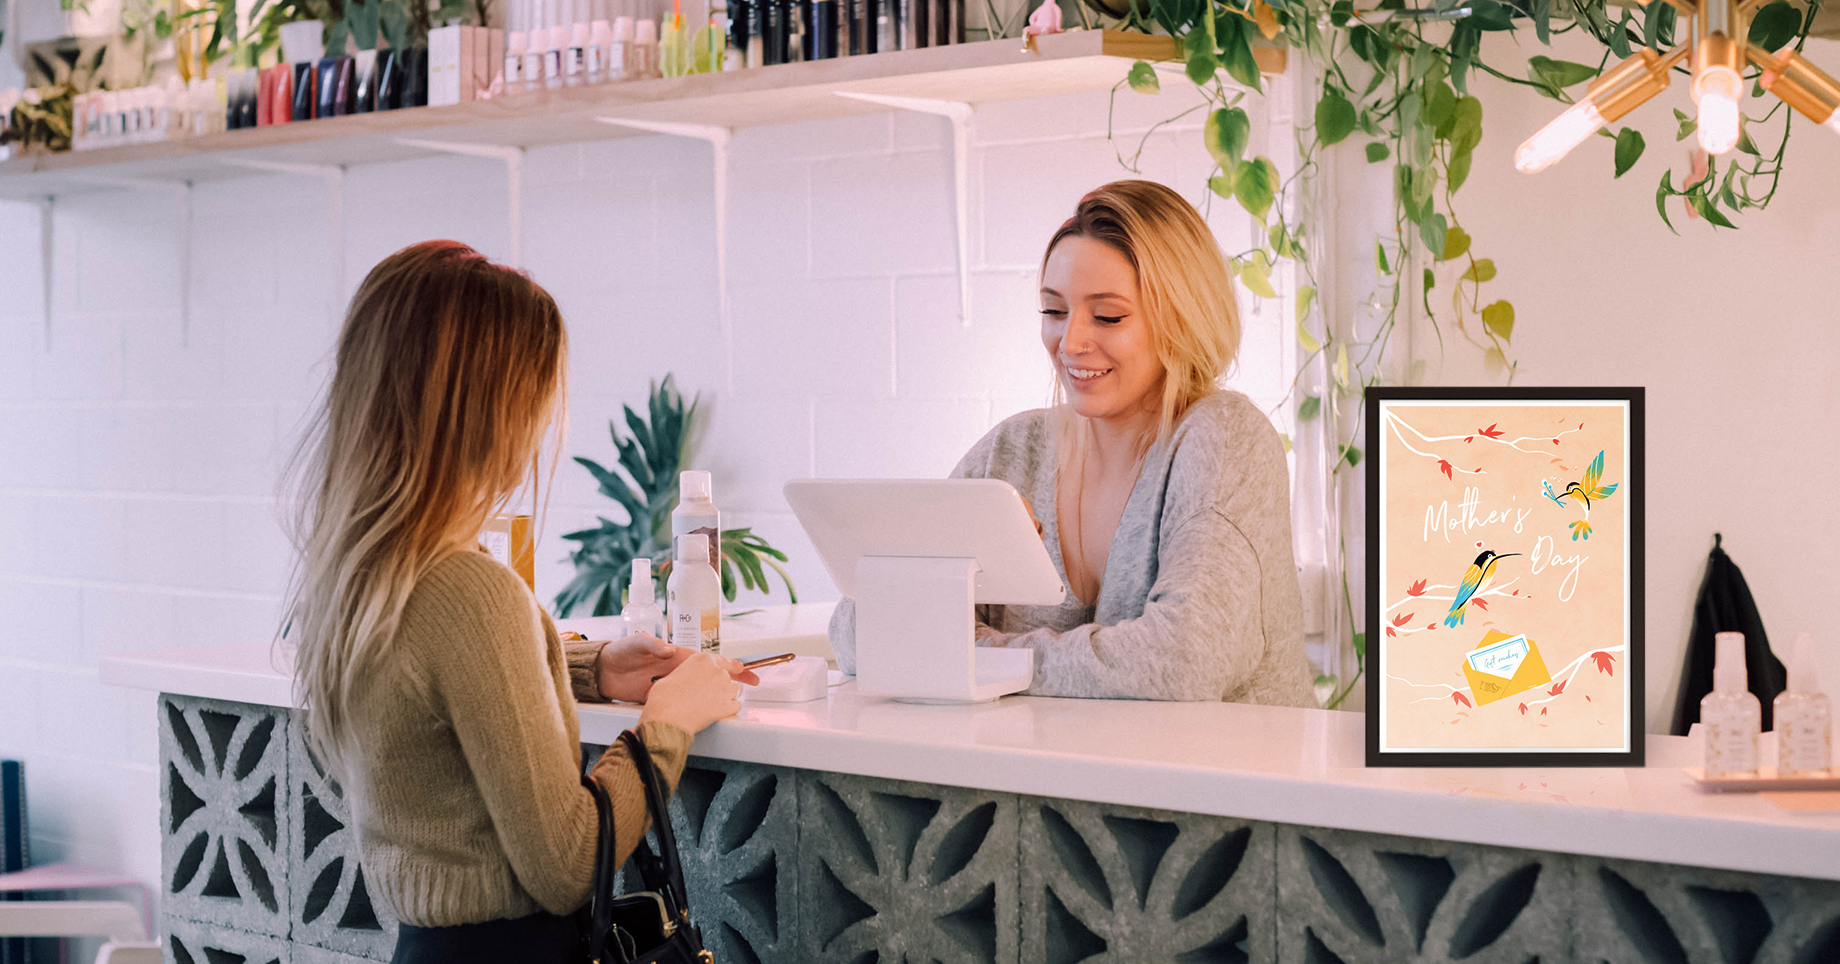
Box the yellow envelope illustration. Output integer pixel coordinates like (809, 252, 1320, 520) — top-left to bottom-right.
(1460, 630, 1553, 706)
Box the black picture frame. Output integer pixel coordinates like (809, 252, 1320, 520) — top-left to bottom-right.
(1365, 386, 1645, 768)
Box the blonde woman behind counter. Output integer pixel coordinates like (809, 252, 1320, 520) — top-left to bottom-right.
(831, 181, 1315, 706)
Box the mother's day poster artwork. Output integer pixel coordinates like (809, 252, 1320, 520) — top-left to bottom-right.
(1367, 390, 1644, 766)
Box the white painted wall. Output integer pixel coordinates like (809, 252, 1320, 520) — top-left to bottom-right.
(0, 68, 1292, 900)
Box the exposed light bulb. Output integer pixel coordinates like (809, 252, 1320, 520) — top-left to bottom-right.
(1826, 112, 1840, 136)
(1695, 65, 1744, 155)
(1515, 100, 1608, 173)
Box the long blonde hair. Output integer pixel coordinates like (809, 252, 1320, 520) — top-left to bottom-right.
(1044, 180, 1242, 463)
(281, 240, 567, 779)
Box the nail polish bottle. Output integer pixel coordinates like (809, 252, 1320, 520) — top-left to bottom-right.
(588, 0, 613, 81)
(611, 13, 634, 79)
(545, 0, 567, 87)
(522, 0, 547, 88)
(1703, 632, 1762, 778)
(504, 0, 527, 88)
(1775, 632, 1833, 776)
(633, 16, 660, 78)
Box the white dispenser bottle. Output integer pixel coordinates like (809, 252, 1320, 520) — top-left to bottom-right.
(621, 556, 666, 640)
(672, 469, 722, 576)
(667, 534, 722, 654)
(1775, 632, 1832, 776)
(1702, 631, 1762, 777)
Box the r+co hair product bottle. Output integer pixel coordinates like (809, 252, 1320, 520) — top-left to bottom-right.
(1775, 632, 1833, 776)
(672, 470, 721, 574)
(1702, 631, 1763, 778)
(621, 557, 667, 640)
(667, 534, 722, 654)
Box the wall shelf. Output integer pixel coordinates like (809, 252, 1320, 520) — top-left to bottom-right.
(0, 30, 1283, 199)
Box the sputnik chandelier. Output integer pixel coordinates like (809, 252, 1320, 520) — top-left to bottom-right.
(1514, 0, 1840, 172)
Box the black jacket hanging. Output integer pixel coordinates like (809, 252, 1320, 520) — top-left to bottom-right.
(1669, 533, 1788, 735)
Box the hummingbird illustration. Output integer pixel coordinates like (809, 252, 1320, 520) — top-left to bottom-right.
(1444, 546, 1519, 628)
(1559, 450, 1619, 540)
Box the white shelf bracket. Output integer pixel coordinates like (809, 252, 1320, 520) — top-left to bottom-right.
(836, 91, 976, 324)
(395, 140, 526, 267)
(597, 117, 735, 392)
(220, 159, 348, 303)
(66, 175, 194, 345)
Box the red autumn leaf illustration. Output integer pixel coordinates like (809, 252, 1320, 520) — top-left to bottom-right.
(1392, 611, 1415, 627)
(1540, 707, 1548, 716)
(1586, 695, 1592, 702)
(1519, 702, 1528, 715)
(1407, 579, 1428, 596)
(1551, 458, 1565, 464)
(1552, 438, 1560, 445)
(1547, 679, 1567, 697)
(1453, 691, 1472, 708)
(1479, 423, 1504, 438)
(1438, 459, 1454, 480)
(1471, 598, 1489, 611)
(1386, 626, 1396, 637)
(1590, 651, 1616, 675)
(1427, 624, 1437, 631)
(1465, 436, 1474, 443)
(1578, 422, 1584, 429)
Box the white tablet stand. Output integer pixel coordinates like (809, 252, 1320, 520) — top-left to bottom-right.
(785, 479, 1067, 703)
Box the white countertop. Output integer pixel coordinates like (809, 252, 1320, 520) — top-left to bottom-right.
(102, 638, 1840, 882)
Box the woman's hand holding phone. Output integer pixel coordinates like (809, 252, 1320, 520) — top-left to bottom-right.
(638, 650, 759, 735)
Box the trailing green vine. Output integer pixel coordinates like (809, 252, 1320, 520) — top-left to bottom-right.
(1100, 0, 1824, 706)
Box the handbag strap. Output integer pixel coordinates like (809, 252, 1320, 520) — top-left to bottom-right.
(617, 729, 692, 921)
(582, 772, 617, 962)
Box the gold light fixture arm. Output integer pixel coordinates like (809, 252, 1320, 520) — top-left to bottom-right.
(1751, 46, 1840, 124)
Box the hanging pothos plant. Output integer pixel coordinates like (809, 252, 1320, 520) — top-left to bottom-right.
(1099, 0, 1824, 706)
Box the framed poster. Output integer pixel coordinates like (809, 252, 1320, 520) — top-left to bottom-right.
(1365, 387, 1644, 767)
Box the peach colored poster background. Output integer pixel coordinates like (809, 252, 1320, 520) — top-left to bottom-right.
(1377, 400, 1632, 752)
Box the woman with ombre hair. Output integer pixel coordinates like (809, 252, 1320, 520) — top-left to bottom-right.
(832, 180, 1315, 705)
(281, 240, 756, 963)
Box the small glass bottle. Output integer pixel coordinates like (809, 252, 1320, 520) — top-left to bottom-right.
(621, 557, 667, 640)
(1775, 632, 1833, 776)
(1703, 631, 1762, 777)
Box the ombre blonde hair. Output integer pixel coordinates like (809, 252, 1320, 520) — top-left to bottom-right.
(281, 240, 567, 780)
(1044, 180, 1242, 462)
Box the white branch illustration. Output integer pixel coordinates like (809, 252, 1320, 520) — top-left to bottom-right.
(1522, 645, 1627, 708)
(1385, 415, 1487, 475)
(1385, 577, 1525, 614)
(1388, 410, 1585, 456)
(1387, 645, 1628, 710)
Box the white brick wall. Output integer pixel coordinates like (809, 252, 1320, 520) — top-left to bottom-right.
(0, 79, 1290, 898)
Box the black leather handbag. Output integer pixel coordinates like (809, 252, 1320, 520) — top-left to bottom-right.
(578, 730, 712, 964)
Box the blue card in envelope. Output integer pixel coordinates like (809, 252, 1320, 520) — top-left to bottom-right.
(1459, 631, 1553, 705)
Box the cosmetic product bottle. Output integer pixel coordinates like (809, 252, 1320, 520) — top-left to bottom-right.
(667, 534, 722, 655)
(566, 0, 589, 84)
(672, 470, 722, 575)
(505, 0, 528, 89)
(697, 0, 730, 72)
(897, 0, 916, 49)
(723, 0, 748, 68)
(811, 0, 837, 57)
(875, 0, 895, 53)
(761, 0, 784, 64)
(661, 0, 690, 75)
(611, 14, 634, 78)
(1703, 631, 1763, 777)
(522, 0, 547, 87)
(621, 557, 667, 640)
(549, 0, 570, 87)
(788, 0, 807, 61)
(588, 0, 613, 80)
(1775, 632, 1833, 776)
(634, 16, 661, 76)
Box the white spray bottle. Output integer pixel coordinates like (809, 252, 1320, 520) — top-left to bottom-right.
(667, 533, 722, 654)
(621, 556, 666, 640)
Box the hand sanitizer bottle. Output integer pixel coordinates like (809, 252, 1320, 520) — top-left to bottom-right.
(621, 556, 666, 640)
(672, 469, 722, 576)
(1775, 632, 1832, 776)
(1703, 631, 1762, 777)
(668, 534, 722, 654)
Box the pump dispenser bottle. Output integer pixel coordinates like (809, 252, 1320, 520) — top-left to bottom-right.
(1703, 631, 1763, 777)
(621, 557, 667, 640)
(1775, 632, 1832, 776)
(672, 470, 722, 574)
(668, 534, 722, 654)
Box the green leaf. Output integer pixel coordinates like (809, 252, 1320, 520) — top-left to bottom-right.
(1299, 394, 1323, 420)
(1423, 267, 1436, 292)
(1614, 127, 1645, 178)
(1449, 96, 1483, 152)
(1270, 222, 1297, 258)
(1441, 224, 1471, 261)
(1335, 341, 1349, 387)
(1448, 148, 1474, 193)
(1462, 258, 1497, 283)
(1528, 55, 1599, 91)
(1127, 59, 1161, 93)
(1366, 141, 1390, 163)
(1426, 81, 1458, 137)
(1481, 300, 1515, 341)
(1375, 240, 1391, 276)
(1464, 0, 1514, 29)
(1656, 169, 1679, 233)
(1340, 444, 1364, 468)
(1295, 285, 1317, 323)
(1735, 126, 1761, 157)
(1353, 630, 1367, 659)
(1748, 0, 1801, 51)
(1419, 212, 1448, 260)
(1184, 28, 1218, 84)
(1205, 107, 1252, 167)
(1674, 107, 1697, 142)
(1279, 433, 1293, 454)
(1208, 174, 1235, 199)
(1216, 11, 1263, 90)
(1316, 88, 1358, 145)
(1691, 193, 1738, 229)
(1239, 255, 1279, 298)
(1234, 157, 1280, 222)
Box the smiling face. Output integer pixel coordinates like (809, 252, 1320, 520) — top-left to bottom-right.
(1040, 235, 1165, 425)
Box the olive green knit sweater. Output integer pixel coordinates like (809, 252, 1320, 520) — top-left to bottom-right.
(342, 548, 690, 926)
